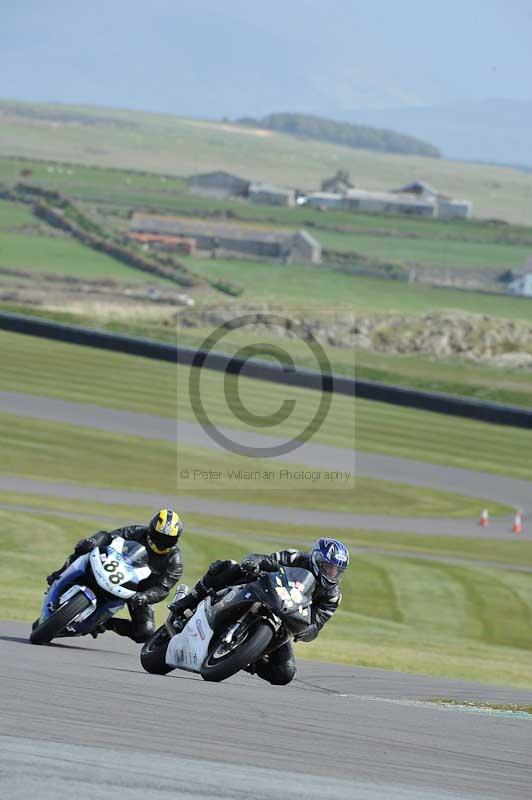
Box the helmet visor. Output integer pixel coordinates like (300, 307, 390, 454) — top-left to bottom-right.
(314, 552, 346, 584)
(320, 562, 343, 581)
(148, 532, 177, 554)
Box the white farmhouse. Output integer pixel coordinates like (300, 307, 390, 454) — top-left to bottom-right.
(507, 272, 532, 297)
(393, 181, 473, 219)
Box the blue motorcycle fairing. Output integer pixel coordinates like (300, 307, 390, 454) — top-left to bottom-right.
(68, 597, 125, 637)
(40, 553, 126, 636)
(40, 554, 91, 622)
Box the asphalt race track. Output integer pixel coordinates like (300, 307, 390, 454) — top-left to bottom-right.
(2, 620, 532, 800)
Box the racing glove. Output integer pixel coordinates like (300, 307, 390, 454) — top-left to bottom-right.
(75, 536, 101, 555)
(240, 554, 263, 576)
(129, 593, 148, 609)
(294, 624, 319, 643)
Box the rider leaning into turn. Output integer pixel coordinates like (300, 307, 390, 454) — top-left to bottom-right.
(47, 509, 184, 643)
(170, 537, 349, 686)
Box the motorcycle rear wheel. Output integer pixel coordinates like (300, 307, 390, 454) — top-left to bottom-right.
(201, 622, 273, 682)
(140, 625, 173, 674)
(29, 592, 92, 645)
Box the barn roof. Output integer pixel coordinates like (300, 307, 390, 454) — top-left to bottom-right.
(187, 170, 249, 183)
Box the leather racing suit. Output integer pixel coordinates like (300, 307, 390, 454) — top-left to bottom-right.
(49, 525, 183, 642)
(182, 548, 341, 685)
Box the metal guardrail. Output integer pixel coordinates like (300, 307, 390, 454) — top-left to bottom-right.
(1, 311, 531, 429)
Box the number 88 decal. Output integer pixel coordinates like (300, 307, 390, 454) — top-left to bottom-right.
(104, 559, 125, 584)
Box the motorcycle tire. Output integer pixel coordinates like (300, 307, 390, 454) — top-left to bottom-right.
(201, 622, 273, 682)
(140, 625, 173, 675)
(29, 592, 92, 645)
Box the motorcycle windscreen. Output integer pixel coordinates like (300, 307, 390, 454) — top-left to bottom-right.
(120, 541, 149, 568)
(283, 567, 316, 595)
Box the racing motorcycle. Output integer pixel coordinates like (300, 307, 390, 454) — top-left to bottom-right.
(30, 537, 151, 644)
(140, 565, 315, 682)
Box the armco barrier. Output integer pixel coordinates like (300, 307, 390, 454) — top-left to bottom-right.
(1, 311, 531, 429)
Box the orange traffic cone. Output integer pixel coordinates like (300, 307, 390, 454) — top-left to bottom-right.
(479, 509, 489, 527)
(512, 511, 523, 535)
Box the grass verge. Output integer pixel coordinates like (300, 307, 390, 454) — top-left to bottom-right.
(2, 330, 532, 480)
(0, 411, 508, 517)
(1, 492, 530, 566)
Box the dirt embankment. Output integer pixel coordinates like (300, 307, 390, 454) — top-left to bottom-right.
(177, 303, 532, 369)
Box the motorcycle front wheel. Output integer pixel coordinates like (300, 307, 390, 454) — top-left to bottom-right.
(29, 592, 92, 645)
(140, 625, 173, 674)
(201, 622, 273, 682)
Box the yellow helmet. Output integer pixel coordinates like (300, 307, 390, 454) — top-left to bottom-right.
(148, 509, 183, 554)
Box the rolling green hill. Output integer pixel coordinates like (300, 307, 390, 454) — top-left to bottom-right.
(236, 112, 441, 157)
(1, 99, 532, 224)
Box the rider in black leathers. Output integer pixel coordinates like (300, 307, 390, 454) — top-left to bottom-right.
(170, 541, 348, 685)
(46, 509, 184, 643)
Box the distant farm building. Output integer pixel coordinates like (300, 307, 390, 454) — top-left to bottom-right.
(507, 271, 532, 297)
(249, 182, 296, 207)
(129, 212, 321, 264)
(187, 171, 250, 199)
(321, 171, 354, 194)
(129, 232, 196, 255)
(305, 188, 435, 217)
(304, 178, 472, 219)
(393, 181, 473, 220)
(289, 230, 322, 263)
(304, 192, 346, 210)
(344, 188, 435, 217)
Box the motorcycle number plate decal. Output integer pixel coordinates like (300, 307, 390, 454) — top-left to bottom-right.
(275, 586, 292, 604)
(289, 588, 303, 604)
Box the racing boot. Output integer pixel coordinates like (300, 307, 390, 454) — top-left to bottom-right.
(90, 621, 107, 639)
(168, 582, 204, 618)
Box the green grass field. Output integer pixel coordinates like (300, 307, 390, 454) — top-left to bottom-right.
(181, 258, 532, 321)
(0, 230, 164, 282)
(316, 229, 531, 271)
(0, 198, 36, 228)
(1, 100, 532, 224)
(3, 502, 532, 688)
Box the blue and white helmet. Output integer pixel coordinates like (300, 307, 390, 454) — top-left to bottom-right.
(311, 538, 349, 588)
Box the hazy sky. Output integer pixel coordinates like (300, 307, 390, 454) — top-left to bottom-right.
(2, 1, 531, 117)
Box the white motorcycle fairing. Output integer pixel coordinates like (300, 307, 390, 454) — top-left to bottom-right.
(89, 537, 151, 600)
(165, 599, 214, 673)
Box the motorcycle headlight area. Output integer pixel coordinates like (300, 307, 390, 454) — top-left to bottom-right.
(89, 550, 137, 598)
(274, 585, 308, 614)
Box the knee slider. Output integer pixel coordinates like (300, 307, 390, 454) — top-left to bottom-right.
(269, 661, 297, 686)
(133, 619, 155, 643)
